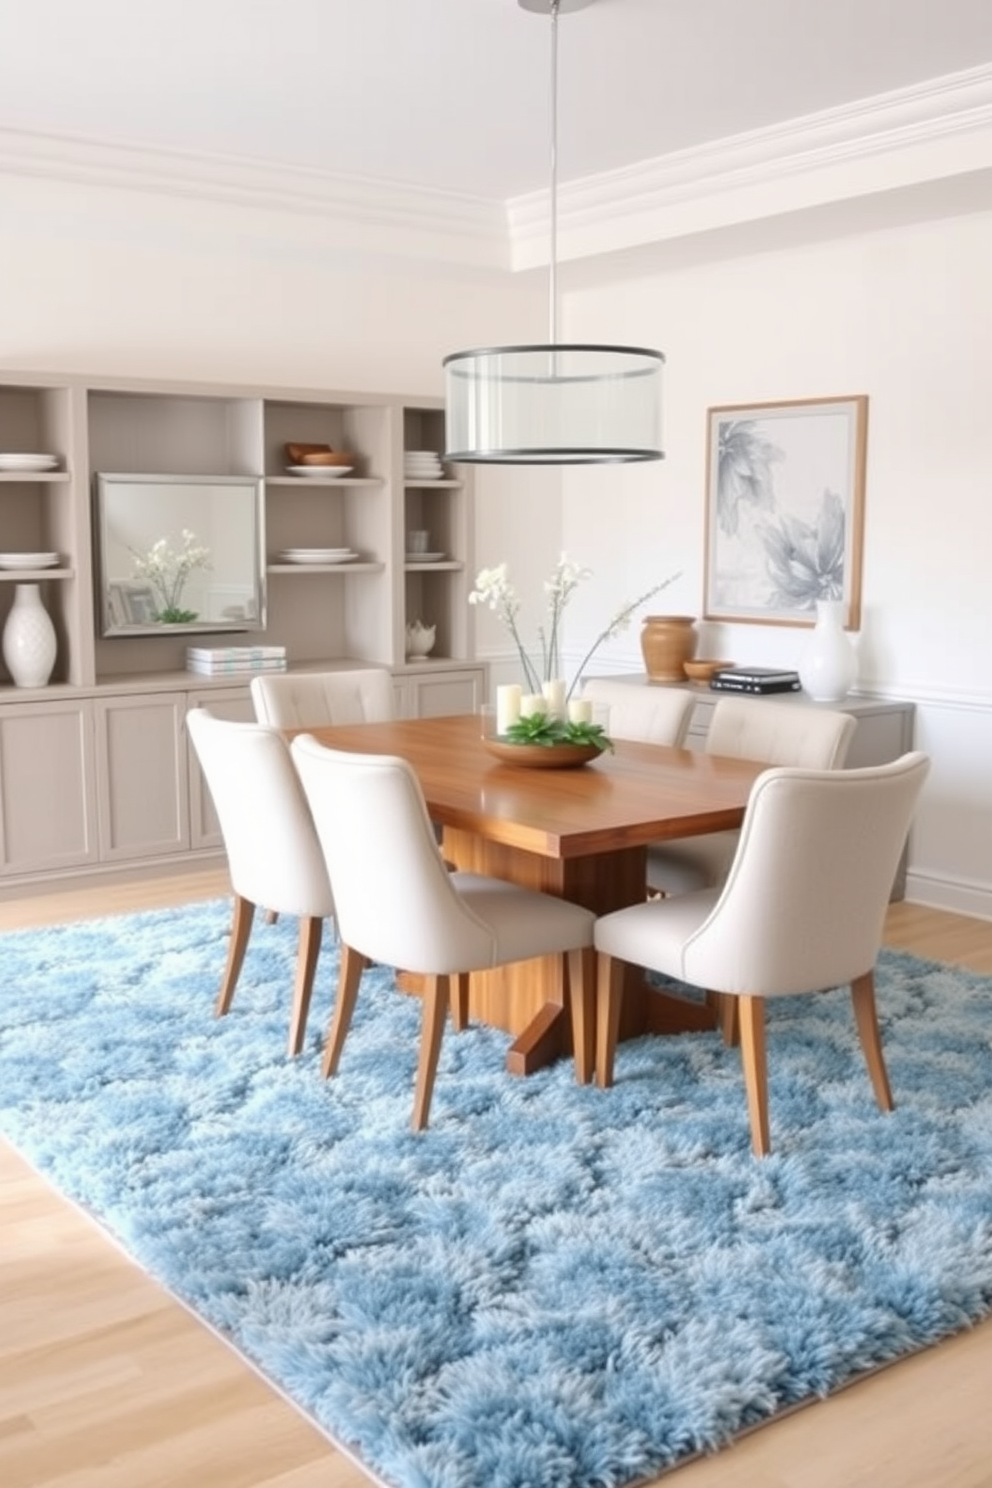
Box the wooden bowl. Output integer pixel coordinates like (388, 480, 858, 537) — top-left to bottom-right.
(683, 658, 734, 683)
(299, 450, 356, 467)
(482, 739, 603, 769)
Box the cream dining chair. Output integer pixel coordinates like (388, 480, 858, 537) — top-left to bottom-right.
(646, 695, 857, 897)
(290, 733, 597, 1131)
(250, 666, 395, 728)
(578, 677, 697, 746)
(595, 752, 930, 1156)
(186, 707, 335, 1056)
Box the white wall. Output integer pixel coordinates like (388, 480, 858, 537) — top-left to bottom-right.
(541, 211, 992, 917)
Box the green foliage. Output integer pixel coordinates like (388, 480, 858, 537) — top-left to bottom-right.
(154, 606, 199, 624)
(502, 715, 613, 752)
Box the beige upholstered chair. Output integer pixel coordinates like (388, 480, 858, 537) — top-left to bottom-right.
(290, 734, 597, 1131)
(186, 707, 335, 1056)
(595, 752, 930, 1156)
(646, 695, 857, 897)
(579, 678, 696, 747)
(250, 667, 394, 728)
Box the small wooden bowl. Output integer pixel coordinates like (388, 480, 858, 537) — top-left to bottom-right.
(683, 658, 734, 683)
(299, 450, 356, 467)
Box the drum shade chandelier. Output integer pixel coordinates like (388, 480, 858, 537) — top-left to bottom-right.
(443, 0, 664, 465)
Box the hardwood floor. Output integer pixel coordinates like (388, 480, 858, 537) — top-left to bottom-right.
(2, 873, 991, 1488)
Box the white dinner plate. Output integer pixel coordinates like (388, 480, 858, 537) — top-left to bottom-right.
(0, 551, 61, 568)
(278, 551, 358, 564)
(405, 551, 445, 563)
(281, 547, 353, 555)
(285, 465, 354, 478)
(0, 453, 59, 471)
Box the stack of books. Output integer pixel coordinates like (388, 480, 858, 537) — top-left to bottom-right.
(186, 645, 288, 677)
(709, 666, 801, 695)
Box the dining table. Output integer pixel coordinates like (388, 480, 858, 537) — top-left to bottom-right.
(284, 712, 766, 1077)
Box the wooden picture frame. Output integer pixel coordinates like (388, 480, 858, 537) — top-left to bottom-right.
(703, 395, 868, 628)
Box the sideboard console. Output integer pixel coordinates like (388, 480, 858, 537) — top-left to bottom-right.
(589, 677, 916, 897)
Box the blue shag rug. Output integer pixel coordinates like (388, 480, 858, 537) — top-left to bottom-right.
(2, 899, 992, 1488)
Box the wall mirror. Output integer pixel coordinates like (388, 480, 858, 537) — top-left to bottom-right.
(95, 473, 265, 636)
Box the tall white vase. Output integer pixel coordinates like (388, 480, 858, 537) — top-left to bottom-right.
(2, 583, 57, 687)
(798, 598, 856, 702)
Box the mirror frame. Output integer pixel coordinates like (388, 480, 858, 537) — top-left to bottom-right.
(95, 473, 266, 637)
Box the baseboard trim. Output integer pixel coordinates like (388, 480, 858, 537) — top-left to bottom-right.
(903, 870, 992, 923)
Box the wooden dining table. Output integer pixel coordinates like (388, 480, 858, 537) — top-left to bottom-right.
(286, 713, 766, 1075)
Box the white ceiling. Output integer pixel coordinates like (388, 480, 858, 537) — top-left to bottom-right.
(3, 0, 992, 267)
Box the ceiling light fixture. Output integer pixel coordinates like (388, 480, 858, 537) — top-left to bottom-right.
(443, 0, 664, 465)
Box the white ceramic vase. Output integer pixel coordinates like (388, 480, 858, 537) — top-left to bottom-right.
(798, 598, 856, 702)
(2, 583, 57, 687)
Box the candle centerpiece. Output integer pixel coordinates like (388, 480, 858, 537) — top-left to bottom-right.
(471, 555, 678, 765)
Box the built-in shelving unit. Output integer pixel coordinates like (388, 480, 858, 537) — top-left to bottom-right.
(0, 369, 485, 895)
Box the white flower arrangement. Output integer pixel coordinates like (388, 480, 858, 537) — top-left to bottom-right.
(130, 530, 212, 624)
(468, 553, 677, 703)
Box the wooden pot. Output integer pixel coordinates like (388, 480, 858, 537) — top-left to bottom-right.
(640, 614, 698, 682)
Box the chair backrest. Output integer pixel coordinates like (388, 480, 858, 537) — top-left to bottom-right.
(290, 734, 498, 973)
(579, 678, 696, 746)
(186, 707, 333, 917)
(705, 694, 856, 769)
(681, 752, 930, 997)
(250, 668, 394, 728)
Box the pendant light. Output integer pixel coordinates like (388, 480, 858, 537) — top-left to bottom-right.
(443, 0, 664, 465)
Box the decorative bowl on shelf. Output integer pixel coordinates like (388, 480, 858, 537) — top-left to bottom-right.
(683, 658, 734, 683)
(482, 738, 603, 769)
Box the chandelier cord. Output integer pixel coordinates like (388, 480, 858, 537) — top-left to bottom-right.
(548, 0, 560, 344)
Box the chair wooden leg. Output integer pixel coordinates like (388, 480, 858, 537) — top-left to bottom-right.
(851, 970, 895, 1113)
(412, 974, 450, 1131)
(716, 993, 740, 1046)
(451, 972, 470, 1032)
(215, 895, 255, 1018)
(595, 952, 625, 1088)
(287, 916, 323, 1057)
(322, 943, 367, 1078)
(738, 995, 771, 1157)
(567, 946, 596, 1085)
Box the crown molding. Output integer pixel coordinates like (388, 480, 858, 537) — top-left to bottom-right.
(0, 127, 511, 271)
(509, 63, 992, 267)
(2, 64, 991, 273)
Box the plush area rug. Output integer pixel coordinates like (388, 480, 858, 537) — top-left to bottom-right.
(2, 899, 992, 1488)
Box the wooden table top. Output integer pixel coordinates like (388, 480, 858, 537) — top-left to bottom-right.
(289, 713, 765, 860)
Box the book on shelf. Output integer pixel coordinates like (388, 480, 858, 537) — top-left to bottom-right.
(710, 669, 801, 695)
(186, 645, 286, 662)
(186, 649, 288, 676)
(710, 666, 800, 684)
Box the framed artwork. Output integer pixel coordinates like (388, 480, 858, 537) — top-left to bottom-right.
(703, 395, 868, 628)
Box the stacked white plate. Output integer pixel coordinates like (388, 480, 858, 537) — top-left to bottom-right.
(277, 547, 358, 564)
(405, 550, 445, 563)
(0, 551, 61, 569)
(404, 450, 444, 480)
(0, 453, 59, 472)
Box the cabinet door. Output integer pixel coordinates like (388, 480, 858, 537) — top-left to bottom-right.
(186, 688, 256, 848)
(94, 693, 189, 860)
(0, 699, 97, 875)
(402, 667, 485, 719)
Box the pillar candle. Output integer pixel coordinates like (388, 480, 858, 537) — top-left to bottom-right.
(541, 678, 566, 719)
(496, 683, 522, 734)
(568, 697, 593, 725)
(520, 693, 547, 718)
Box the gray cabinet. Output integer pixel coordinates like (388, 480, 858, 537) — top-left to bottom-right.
(0, 699, 98, 876)
(396, 665, 486, 720)
(94, 693, 190, 861)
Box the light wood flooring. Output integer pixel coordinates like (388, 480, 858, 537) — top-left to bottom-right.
(2, 872, 991, 1488)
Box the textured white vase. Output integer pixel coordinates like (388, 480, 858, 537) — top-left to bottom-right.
(798, 599, 856, 702)
(2, 583, 57, 687)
